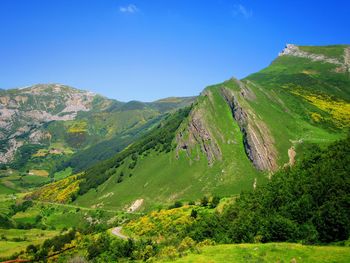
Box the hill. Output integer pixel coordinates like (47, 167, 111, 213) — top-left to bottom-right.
(28, 44, 350, 211)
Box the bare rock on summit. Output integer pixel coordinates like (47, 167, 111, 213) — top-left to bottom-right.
(279, 44, 343, 65)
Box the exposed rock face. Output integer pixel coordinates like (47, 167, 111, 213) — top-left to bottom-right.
(0, 84, 105, 163)
(176, 94, 221, 166)
(220, 82, 277, 171)
(0, 139, 24, 163)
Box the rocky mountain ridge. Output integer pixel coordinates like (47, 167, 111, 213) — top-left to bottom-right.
(2, 44, 350, 211)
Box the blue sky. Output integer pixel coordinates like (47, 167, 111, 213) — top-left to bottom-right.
(1, 0, 349, 101)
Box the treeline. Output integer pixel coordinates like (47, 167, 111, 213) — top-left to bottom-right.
(187, 136, 350, 244)
(78, 107, 191, 195)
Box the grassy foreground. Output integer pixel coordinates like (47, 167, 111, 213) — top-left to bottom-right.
(168, 243, 350, 263)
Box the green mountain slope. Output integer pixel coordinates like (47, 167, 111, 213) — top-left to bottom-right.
(28, 44, 350, 211)
(0, 84, 194, 191)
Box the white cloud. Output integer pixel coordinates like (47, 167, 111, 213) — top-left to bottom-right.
(119, 4, 139, 14)
(233, 4, 253, 18)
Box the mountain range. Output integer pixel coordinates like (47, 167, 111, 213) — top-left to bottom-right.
(0, 44, 349, 211)
(1, 44, 350, 262)
(0, 85, 194, 174)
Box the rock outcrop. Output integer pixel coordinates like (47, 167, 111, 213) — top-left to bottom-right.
(176, 107, 221, 166)
(176, 91, 222, 166)
(220, 81, 277, 171)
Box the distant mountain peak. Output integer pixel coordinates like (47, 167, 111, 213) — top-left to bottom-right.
(17, 83, 96, 96)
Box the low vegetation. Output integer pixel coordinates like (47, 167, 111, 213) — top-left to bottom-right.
(168, 243, 350, 263)
(0, 45, 349, 262)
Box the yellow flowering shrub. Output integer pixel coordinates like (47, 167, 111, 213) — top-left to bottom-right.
(291, 90, 350, 127)
(125, 206, 195, 239)
(26, 174, 82, 203)
(67, 121, 88, 133)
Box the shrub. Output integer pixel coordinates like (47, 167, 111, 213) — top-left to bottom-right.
(210, 196, 220, 208)
(190, 209, 198, 219)
(200, 196, 209, 207)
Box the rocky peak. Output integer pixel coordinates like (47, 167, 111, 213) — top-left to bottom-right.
(278, 44, 299, 56)
(278, 44, 344, 66)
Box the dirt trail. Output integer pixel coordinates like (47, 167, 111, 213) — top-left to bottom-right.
(111, 227, 128, 240)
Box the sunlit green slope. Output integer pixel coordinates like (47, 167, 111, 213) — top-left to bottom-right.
(29, 44, 350, 210)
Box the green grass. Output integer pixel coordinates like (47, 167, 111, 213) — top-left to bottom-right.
(298, 45, 348, 60)
(0, 184, 16, 194)
(53, 167, 72, 180)
(0, 194, 16, 214)
(167, 243, 350, 263)
(12, 206, 41, 224)
(243, 47, 350, 164)
(22, 175, 50, 186)
(0, 228, 59, 258)
(0, 172, 24, 194)
(18, 201, 118, 230)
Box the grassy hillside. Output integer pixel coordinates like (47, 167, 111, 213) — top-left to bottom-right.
(72, 85, 262, 210)
(3, 121, 350, 263)
(27, 45, 350, 211)
(77, 45, 349, 209)
(242, 44, 349, 164)
(168, 243, 350, 263)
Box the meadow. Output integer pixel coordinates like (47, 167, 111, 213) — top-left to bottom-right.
(168, 243, 350, 263)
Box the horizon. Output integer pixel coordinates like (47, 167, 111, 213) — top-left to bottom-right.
(1, 0, 350, 101)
